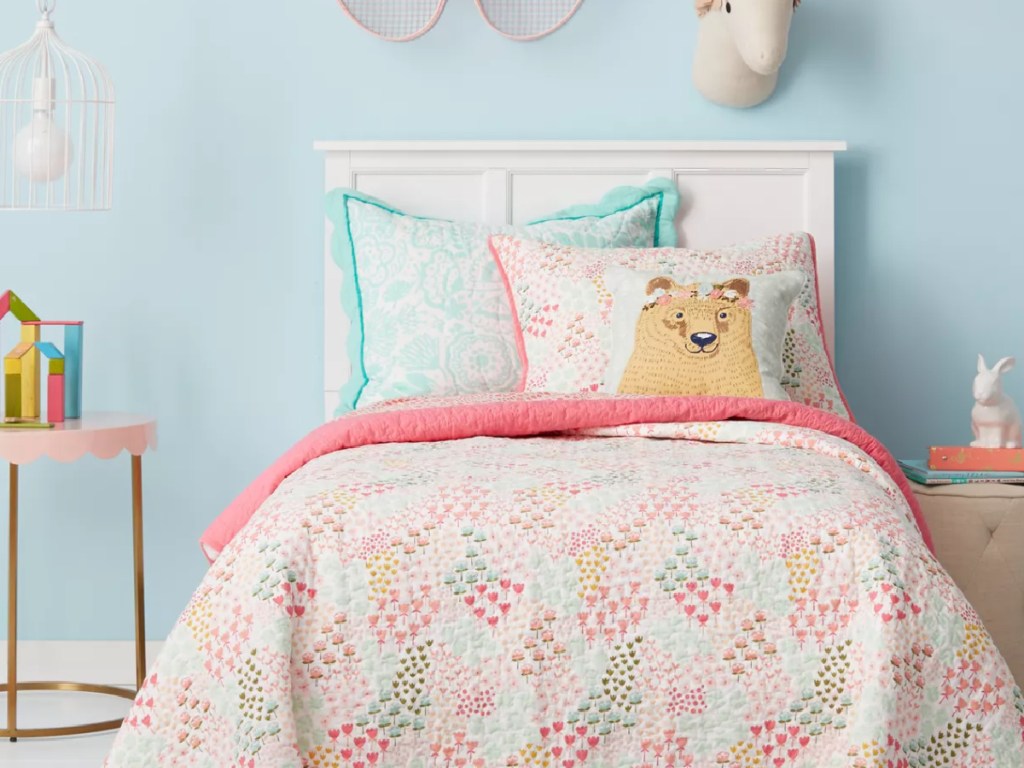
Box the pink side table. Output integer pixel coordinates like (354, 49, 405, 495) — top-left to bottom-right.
(0, 413, 157, 741)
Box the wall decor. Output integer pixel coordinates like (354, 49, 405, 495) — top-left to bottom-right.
(336, 0, 585, 42)
(474, 0, 584, 40)
(336, 0, 447, 42)
(693, 0, 800, 108)
(0, 0, 115, 210)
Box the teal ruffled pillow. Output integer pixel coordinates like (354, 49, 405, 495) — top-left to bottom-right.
(326, 179, 679, 413)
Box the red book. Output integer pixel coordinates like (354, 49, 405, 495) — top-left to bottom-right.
(929, 446, 1024, 472)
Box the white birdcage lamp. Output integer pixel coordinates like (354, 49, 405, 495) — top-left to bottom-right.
(0, 0, 114, 211)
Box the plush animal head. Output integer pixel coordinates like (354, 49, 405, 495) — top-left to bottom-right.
(644, 276, 754, 356)
(695, 0, 798, 75)
(974, 354, 1016, 405)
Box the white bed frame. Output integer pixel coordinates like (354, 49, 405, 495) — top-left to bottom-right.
(315, 140, 846, 420)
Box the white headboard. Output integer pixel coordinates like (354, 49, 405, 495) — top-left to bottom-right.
(315, 140, 846, 420)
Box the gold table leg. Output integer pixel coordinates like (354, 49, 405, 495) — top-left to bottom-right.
(132, 454, 146, 690)
(7, 463, 17, 742)
(0, 455, 148, 740)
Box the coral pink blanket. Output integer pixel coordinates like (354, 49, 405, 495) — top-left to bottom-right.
(202, 393, 931, 560)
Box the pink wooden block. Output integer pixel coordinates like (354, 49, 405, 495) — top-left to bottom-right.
(48, 373, 65, 423)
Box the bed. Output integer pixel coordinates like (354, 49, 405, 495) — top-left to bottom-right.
(106, 143, 1024, 767)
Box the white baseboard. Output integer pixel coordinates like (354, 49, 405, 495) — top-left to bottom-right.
(0, 641, 165, 688)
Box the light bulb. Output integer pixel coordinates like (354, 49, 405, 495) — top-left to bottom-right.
(14, 110, 73, 182)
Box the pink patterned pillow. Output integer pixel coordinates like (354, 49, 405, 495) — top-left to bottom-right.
(490, 233, 851, 418)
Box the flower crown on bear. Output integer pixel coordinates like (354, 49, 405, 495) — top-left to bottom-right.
(650, 281, 755, 310)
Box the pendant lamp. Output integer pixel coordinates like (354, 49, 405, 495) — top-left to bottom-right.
(0, 0, 115, 210)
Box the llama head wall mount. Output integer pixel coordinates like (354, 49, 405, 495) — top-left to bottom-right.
(693, 0, 800, 108)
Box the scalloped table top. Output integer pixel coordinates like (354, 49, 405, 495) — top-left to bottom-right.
(0, 413, 157, 465)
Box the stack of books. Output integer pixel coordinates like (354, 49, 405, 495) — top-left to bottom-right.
(899, 447, 1024, 485)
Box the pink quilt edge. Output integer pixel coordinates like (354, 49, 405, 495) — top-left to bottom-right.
(200, 395, 931, 562)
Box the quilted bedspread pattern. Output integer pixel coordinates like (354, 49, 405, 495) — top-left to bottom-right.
(107, 394, 1024, 767)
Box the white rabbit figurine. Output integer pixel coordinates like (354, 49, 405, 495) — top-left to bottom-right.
(971, 355, 1022, 449)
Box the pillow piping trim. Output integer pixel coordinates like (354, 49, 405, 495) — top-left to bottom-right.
(806, 233, 855, 421)
(342, 194, 371, 411)
(489, 235, 530, 392)
(527, 179, 679, 248)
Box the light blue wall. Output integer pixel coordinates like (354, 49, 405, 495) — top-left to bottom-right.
(1, 0, 1021, 640)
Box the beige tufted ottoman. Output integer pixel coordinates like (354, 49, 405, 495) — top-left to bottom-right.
(911, 481, 1024, 685)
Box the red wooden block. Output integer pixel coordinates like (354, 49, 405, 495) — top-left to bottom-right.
(47, 372, 65, 423)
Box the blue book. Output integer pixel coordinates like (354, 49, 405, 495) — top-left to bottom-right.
(898, 459, 1024, 485)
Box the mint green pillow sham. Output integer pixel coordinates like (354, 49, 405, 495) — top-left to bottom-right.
(326, 179, 679, 413)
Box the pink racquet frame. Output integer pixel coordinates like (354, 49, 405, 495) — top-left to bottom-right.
(336, 0, 585, 42)
(335, 0, 448, 43)
(473, 0, 586, 41)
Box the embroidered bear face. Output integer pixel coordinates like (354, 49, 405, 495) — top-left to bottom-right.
(617, 276, 764, 398)
(645, 276, 754, 356)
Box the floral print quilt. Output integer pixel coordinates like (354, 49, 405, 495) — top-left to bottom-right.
(107, 394, 1024, 767)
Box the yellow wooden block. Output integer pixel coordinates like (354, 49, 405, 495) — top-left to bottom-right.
(5, 343, 33, 368)
(19, 324, 40, 419)
(4, 372, 19, 418)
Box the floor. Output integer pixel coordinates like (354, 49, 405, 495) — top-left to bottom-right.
(0, 690, 124, 766)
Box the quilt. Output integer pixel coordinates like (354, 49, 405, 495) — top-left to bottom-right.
(106, 394, 1024, 767)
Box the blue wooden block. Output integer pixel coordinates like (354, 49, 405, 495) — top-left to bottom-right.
(63, 324, 83, 419)
(35, 341, 65, 368)
(34, 341, 63, 358)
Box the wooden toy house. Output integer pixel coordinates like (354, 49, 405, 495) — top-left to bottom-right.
(1, 290, 83, 423)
